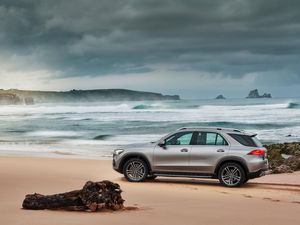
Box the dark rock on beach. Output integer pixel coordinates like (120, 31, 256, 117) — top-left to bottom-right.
(22, 180, 125, 211)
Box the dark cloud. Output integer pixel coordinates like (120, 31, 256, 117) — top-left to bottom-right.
(0, 0, 300, 85)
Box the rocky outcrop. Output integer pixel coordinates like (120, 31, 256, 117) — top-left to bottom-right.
(0, 93, 22, 105)
(262, 93, 272, 98)
(246, 89, 272, 98)
(215, 95, 226, 99)
(0, 91, 34, 105)
(272, 165, 293, 174)
(266, 142, 300, 174)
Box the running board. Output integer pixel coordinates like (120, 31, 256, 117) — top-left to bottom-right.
(153, 173, 213, 179)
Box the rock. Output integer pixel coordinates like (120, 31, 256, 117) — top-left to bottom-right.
(22, 180, 125, 211)
(216, 95, 226, 99)
(272, 165, 293, 174)
(266, 142, 300, 174)
(247, 89, 260, 98)
(281, 154, 292, 159)
(285, 156, 300, 171)
(262, 93, 272, 98)
(246, 89, 272, 98)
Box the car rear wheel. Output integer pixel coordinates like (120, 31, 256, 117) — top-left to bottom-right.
(218, 162, 245, 187)
(123, 158, 148, 182)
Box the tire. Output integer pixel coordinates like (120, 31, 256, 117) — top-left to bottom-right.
(123, 158, 148, 182)
(218, 162, 246, 187)
(243, 178, 249, 184)
(147, 175, 157, 180)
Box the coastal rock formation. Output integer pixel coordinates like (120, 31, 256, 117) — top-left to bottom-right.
(22, 180, 125, 211)
(246, 89, 272, 98)
(0, 93, 22, 105)
(1, 89, 180, 103)
(266, 142, 300, 174)
(0, 91, 35, 105)
(272, 165, 293, 174)
(261, 93, 272, 98)
(215, 95, 226, 99)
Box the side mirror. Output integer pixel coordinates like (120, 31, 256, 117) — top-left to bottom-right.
(158, 140, 166, 148)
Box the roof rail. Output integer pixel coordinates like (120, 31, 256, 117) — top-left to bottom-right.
(177, 127, 223, 131)
(233, 129, 242, 133)
(177, 127, 245, 133)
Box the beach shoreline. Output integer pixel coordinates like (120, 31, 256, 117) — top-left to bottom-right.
(1, 156, 299, 225)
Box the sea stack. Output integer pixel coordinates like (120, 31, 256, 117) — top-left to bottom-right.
(246, 89, 272, 98)
(215, 95, 226, 99)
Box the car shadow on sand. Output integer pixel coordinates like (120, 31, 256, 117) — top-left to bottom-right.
(119, 176, 300, 192)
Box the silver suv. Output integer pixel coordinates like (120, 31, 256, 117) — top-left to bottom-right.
(113, 127, 268, 187)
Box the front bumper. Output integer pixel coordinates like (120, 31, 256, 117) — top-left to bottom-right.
(112, 154, 122, 173)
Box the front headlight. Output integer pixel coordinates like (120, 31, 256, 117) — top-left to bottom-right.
(113, 149, 124, 156)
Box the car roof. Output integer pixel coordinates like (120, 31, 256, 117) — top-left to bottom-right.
(176, 127, 255, 136)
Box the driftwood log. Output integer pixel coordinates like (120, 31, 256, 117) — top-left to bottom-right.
(22, 180, 124, 211)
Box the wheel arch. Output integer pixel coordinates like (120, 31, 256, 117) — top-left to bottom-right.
(214, 157, 249, 178)
(119, 153, 152, 173)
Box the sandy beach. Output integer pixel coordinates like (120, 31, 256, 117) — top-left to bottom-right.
(0, 156, 299, 225)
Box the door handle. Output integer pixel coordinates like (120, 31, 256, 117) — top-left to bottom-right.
(180, 148, 189, 152)
(217, 149, 225, 153)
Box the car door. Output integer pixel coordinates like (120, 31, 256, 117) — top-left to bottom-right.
(188, 132, 229, 174)
(153, 131, 194, 173)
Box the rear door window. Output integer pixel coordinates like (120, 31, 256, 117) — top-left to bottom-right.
(194, 132, 228, 146)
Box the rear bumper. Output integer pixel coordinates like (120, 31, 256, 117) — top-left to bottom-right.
(247, 169, 268, 179)
(247, 158, 269, 173)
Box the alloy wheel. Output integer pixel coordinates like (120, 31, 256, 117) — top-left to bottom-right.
(125, 161, 146, 181)
(221, 165, 242, 186)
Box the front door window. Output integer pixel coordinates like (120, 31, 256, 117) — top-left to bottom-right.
(165, 132, 193, 145)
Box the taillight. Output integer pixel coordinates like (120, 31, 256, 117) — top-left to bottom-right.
(248, 149, 265, 155)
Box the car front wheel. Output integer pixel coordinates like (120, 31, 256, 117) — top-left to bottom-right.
(123, 158, 148, 182)
(218, 162, 245, 187)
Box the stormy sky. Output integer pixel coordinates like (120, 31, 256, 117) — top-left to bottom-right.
(0, 0, 300, 98)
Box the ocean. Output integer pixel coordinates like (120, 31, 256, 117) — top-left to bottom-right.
(0, 98, 300, 159)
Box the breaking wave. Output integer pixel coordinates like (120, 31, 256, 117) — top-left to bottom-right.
(287, 102, 300, 109)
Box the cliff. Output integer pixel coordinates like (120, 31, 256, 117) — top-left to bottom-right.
(0, 93, 22, 105)
(0, 89, 180, 104)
